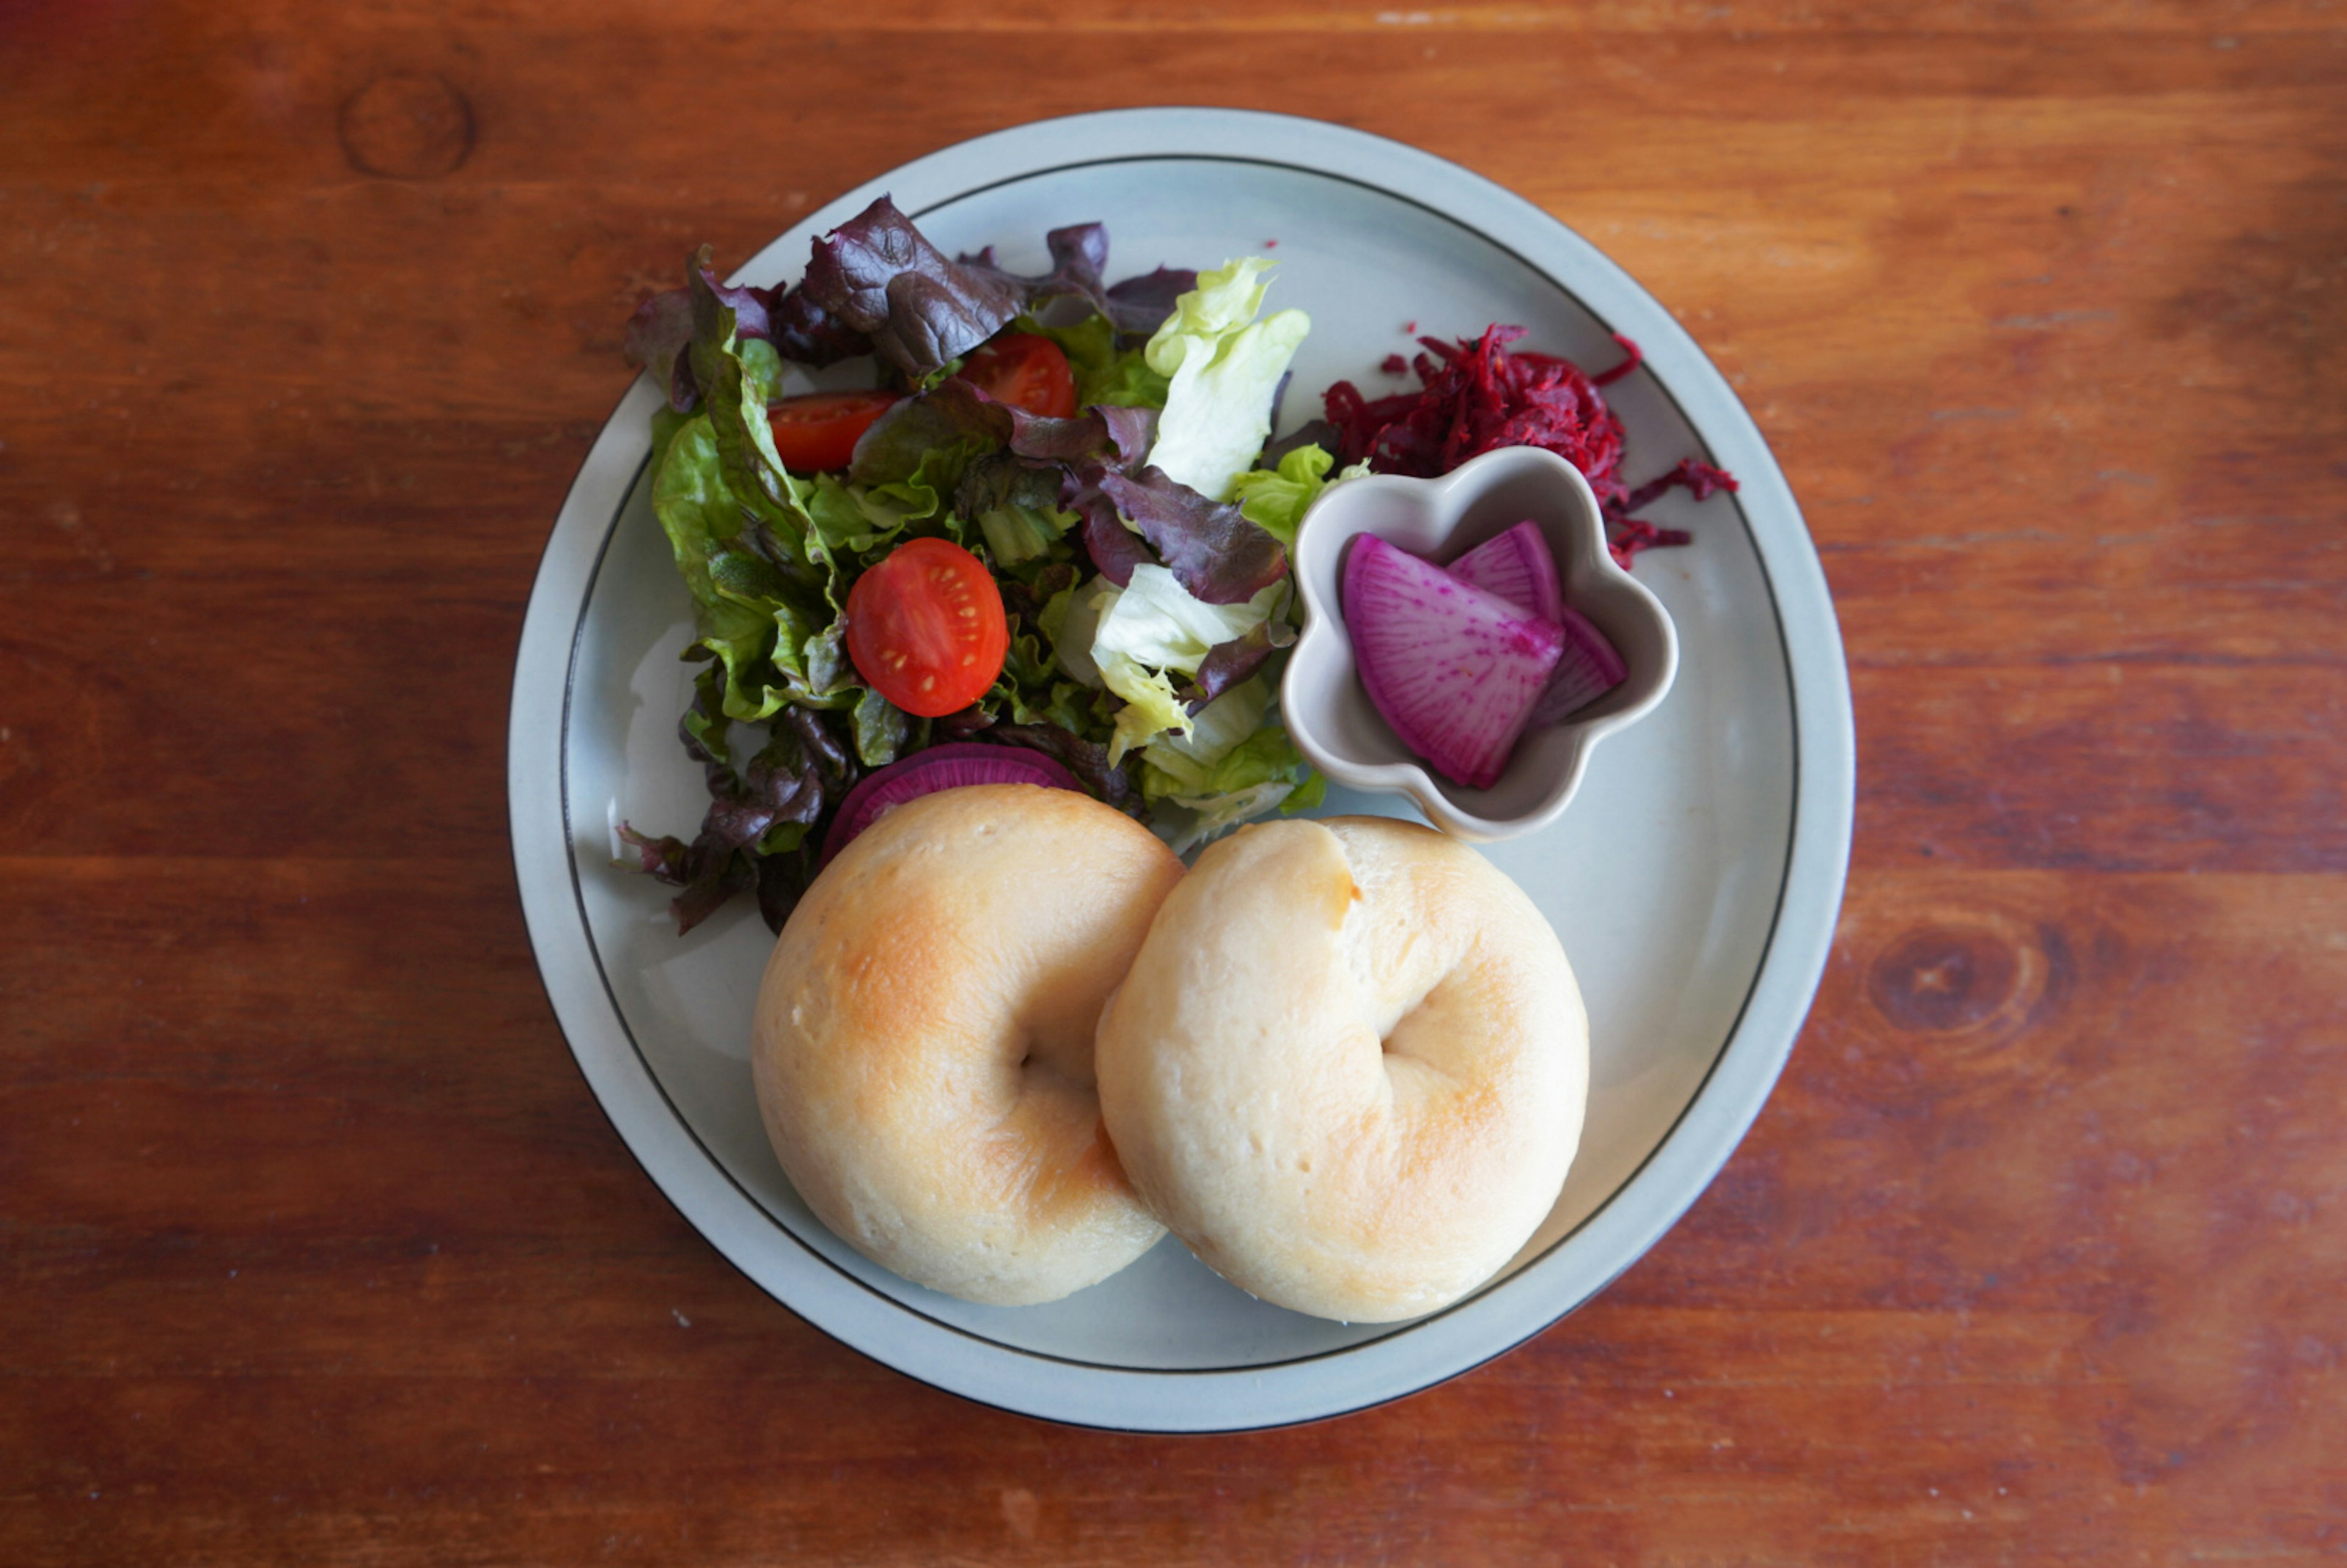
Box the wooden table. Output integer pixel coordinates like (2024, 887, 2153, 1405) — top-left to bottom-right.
(5, 2, 2341, 1561)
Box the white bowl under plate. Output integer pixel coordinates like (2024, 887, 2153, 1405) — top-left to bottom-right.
(1285, 446, 1680, 841)
(508, 107, 1855, 1432)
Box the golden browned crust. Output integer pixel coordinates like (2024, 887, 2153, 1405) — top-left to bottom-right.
(751, 785, 1182, 1305)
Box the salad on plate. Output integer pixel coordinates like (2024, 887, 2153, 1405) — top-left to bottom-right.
(615, 198, 1730, 933)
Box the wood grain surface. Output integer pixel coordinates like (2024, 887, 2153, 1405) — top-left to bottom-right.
(4, 1, 2342, 1562)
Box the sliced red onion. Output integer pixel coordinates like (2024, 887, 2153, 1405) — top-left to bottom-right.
(1342, 534, 1564, 792)
(1444, 519, 1563, 625)
(820, 742, 1080, 867)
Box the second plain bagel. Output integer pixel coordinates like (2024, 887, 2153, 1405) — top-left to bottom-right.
(752, 784, 1183, 1306)
(1096, 816, 1588, 1322)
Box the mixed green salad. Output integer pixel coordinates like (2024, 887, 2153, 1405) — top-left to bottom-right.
(619, 199, 1354, 932)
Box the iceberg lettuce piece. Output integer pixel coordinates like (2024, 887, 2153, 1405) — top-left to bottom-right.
(1093, 565, 1283, 675)
(1156, 720, 1325, 852)
(1162, 782, 1296, 855)
(1143, 258, 1310, 503)
(1140, 676, 1272, 796)
(1083, 566, 1286, 761)
(1103, 663, 1191, 765)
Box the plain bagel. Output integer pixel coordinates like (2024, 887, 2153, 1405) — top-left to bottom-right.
(751, 784, 1183, 1306)
(1096, 816, 1588, 1322)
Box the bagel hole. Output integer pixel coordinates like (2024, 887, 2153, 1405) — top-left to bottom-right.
(1013, 1030, 1095, 1094)
(1373, 978, 1453, 1072)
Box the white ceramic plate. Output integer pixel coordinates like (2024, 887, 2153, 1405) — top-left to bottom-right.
(509, 108, 1854, 1432)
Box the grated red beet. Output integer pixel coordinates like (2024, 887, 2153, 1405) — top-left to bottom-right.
(1326, 324, 1627, 489)
(1590, 332, 1643, 387)
(1622, 456, 1739, 512)
(1379, 353, 1408, 376)
(1323, 325, 1736, 569)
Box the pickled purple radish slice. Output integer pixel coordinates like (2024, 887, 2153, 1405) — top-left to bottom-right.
(1526, 605, 1631, 727)
(1444, 520, 1563, 625)
(820, 742, 1081, 867)
(1447, 521, 1627, 728)
(1341, 533, 1565, 791)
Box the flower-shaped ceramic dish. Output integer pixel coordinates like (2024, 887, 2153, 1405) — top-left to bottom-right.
(1285, 445, 1680, 841)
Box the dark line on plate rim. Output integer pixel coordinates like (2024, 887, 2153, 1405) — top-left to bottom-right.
(545, 148, 1809, 1417)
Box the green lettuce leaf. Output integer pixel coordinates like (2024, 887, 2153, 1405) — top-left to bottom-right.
(1228, 442, 1350, 549)
(799, 472, 897, 561)
(649, 404, 695, 474)
(1139, 676, 1272, 796)
(1200, 721, 1317, 799)
(650, 416, 787, 720)
(689, 280, 820, 562)
(1029, 314, 1171, 409)
(852, 687, 919, 767)
(738, 337, 785, 405)
(1148, 710, 1324, 853)
(957, 453, 1077, 566)
(1161, 780, 1301, 854)
(1102, 664, 1191, 764)
(769, 610, 861, 711)
(982, 618, 1104, 736)
(650, 414, 739, 605)
(1143, 258, 1311, 502)
(974, 502, 1070, 566)
(1039, 575, 1114, 687)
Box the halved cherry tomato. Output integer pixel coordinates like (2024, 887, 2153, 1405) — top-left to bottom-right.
(765, 390, 901, 472)
(844, 537, 1010, 717)
(957, 332, 1078, 419)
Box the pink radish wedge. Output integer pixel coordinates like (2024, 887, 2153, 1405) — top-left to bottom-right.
(1445, 520, 1565, 625)
(1341, 533, 1564, 791)
(1448, 520, 1627, 726)
(1526, 607, 1629, 727)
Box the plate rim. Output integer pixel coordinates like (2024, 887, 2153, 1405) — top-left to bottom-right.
(508, 106, 1855, 1432)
